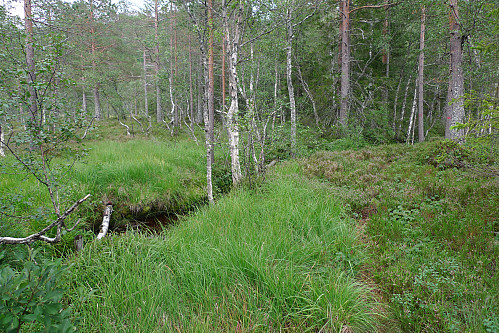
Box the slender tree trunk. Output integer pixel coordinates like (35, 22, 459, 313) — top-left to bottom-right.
(407, 79, 418, 144)
(143, 47, 148, 117)
(286, 8, 297, 157)
(223, 0, 243, 185)
(222, 33, 226, 112)
(207, 0, 215, 162)
(296, 60, 319, 127)
(398, 74, 413, 138)
(339, 0, 351, 127)
(82, 87, 87, 115)
(0, 124, 5, 157)
(189, 33, 194, 126)
(418, 5, 425, 142)
(24, 0, 38, 124)
(197, 53, 203, 124)
(89, 0, 101, 120)
(392, 70, 403, 133)
(273, 59, 279, 130)
(170, 3, 178, 130)
(447, 0, 465, 141)
(154, 0, 163, 123)
(93, 86, 101, 120)
(382, 0, 390, 108)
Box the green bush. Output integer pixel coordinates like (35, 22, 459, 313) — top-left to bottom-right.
(0, 250, 76, 333)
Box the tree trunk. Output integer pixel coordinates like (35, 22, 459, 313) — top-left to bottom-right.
(93, 86, 101, 120)
(418, 5, 425, 142)
(24, 0, 38, 124)
(170, 3, 177, 130)
(339, 0, 351, 127)
(82, 88, 87, 115)
(143, 47, 149, 117)
(89, 0, 101, 120)
(222, 33, 226, 112)
(296, 60, 319, 127)
(189, 33, 194, 126)
(407, 78, 418, 144)
(398, 74, 413, 138)
(447, 0, 465, 141)
(223, 0, 243, 185)
(0, 124, 5, 157)
(207, 0, 215, 162)
(155, 0, 163, 123)
(286, 8, 297, 157)
(197, 53, 203, 124)
(382, 0, 390, 108)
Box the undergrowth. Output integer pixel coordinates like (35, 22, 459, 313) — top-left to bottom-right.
(302, 139, 498, 332)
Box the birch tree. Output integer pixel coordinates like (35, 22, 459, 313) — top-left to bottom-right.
(222, 0, 243, 185)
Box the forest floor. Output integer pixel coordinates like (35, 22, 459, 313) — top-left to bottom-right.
(1, 122, 497, 332)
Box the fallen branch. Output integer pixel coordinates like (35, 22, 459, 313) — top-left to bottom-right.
(97, 202, 113, 240)
(0, 194, 91, 244)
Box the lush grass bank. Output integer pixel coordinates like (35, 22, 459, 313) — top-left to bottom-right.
(67, 167, 382, 332)
(0, 135, 207, 256)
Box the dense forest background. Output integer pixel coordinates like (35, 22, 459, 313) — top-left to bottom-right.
(1, 0, 497, 156)
(0, 1, 498, 332)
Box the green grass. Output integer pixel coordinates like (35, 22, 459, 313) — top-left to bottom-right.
(0, 122, 208, 257)
(66, 168, 383, 332)
(302, 140, 498, 332)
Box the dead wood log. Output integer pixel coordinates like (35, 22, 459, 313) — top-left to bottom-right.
(97, 202, 113, 240)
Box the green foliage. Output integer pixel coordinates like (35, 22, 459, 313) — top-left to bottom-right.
(0, 250, 76, 333)
(416, 139, 494, 170)
(301, 142, 498, 331)
(452, 91, 498, 144)
(212, 160, 233, 197)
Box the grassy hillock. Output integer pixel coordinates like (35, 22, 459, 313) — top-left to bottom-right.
(302, 140, 498, 331)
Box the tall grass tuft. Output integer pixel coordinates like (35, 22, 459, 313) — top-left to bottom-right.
(67, 168, 383, 332)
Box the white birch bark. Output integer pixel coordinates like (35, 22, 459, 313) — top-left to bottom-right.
(97, 203, 113, 240)
(223, 0, 243, 185)
(154, 0, 163, 123)
(398, 74, 412, 137)
(286, 8, 297, 157)
(406, 79, 418, 144)
(418, 6, 425, 142)
(143, 47, 149, 117)
(0, 194, 90, 244)
(0, 124, 5, 157)
(82, 88, 87, 114)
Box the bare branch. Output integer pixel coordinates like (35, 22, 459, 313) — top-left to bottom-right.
(0, 194, 91, 245)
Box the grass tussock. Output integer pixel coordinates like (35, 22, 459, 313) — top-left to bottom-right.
(67, 171, 383, 332)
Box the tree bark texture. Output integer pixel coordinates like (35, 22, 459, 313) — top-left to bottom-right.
(223, 0, 243, 185)
(155, 0, 163, 123)
(339, 0, 350, 127)
(207, 0, 215, 162)
(24, 0, 38, 124)
(97, 203, 113, 240)
(0, 124, 5, 157)
(286, 8, 297, 157)
(418, 5, 425, 142)
(143, 47, 149, 117)
(447, 0, 465, 141)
